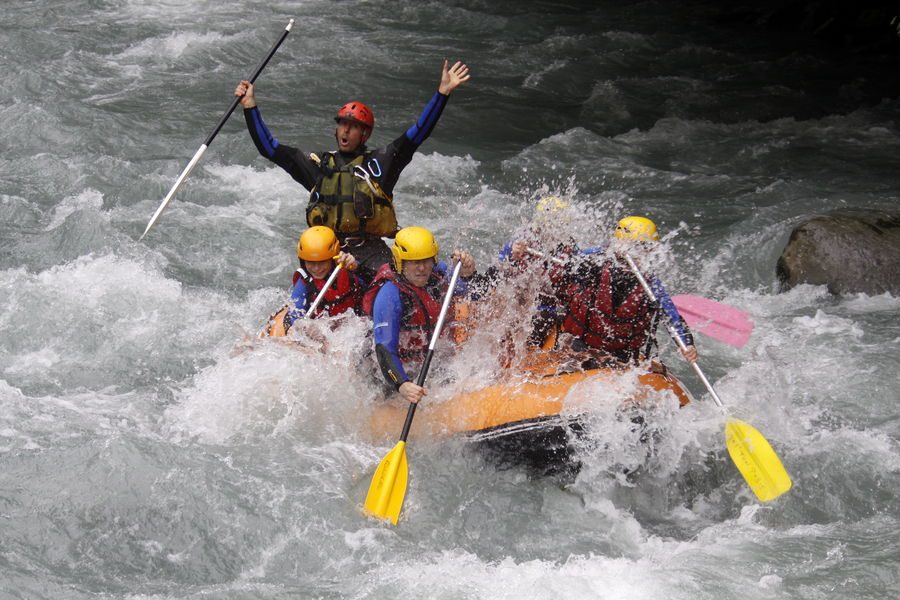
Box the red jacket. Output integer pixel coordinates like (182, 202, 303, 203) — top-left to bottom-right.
(363, 263, 446, 363)
(292, 266, 364, 318)
(559, 260, 654, 355)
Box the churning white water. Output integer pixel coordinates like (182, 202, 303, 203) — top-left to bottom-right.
(2, 1, 898, 598)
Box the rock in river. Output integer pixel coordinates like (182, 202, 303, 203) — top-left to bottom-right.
(777, 211, 900, 295)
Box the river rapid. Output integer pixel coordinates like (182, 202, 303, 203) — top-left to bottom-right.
(1, 1, 898, 599)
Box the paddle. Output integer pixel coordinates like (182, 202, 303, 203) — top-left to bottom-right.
(524, 246, 753, 348)
(304, 264, 342, 318)
(523, 245, 566, 265)
(622, 253, 792, 502)
(364, 261, 464, 524)
(671, 294, 753, 349)
(140, 19, 295, 240)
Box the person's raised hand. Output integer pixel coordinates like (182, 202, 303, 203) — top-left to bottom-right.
(439, 60, 471, 95)
(336, 251, 358, 271)
(510, 240, 529, 262)
(451, 250, 476, 278)
(234, 80, 256, 109)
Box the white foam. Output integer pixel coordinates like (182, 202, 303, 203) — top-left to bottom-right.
(798, 427, 899, 470)
(5, 348, 61, 375)
(44, 188, 106, 230)
(355, 546, 714, 600)
(568, 370, 703, 486)
(0, 377, 158, 454)
(523, 59, 568, 89)
(32, 253, 181, 307)
(394, 151, 481, 195)
(0, 254, 256, 393)
(838, 292, 900, 313)
(603, 31, 654, 48)
(792, 309, 864, 338)
(119, 31, 227, 62)
(165, 315, 374, 445)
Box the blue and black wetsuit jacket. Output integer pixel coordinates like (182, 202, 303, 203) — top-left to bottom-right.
(243, 91, 451, 196)
(371, 262, 470, 388)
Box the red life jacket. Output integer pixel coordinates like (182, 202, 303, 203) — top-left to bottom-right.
(293, 266, 363, 318)
(560, 261, 655, 356)
(362, 263, 447, 363)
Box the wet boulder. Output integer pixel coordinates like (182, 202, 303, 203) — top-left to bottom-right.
(776, 211, 900, 295)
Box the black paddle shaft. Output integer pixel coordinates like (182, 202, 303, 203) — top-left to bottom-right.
(204, 19, 294, 146)
(397, 350, 435, 442)
(396, 262, 463, 443)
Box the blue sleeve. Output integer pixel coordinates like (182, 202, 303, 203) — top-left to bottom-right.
(372, 282, 409, 382)
(243, 107, 321, 190)
(651, 276, 692, 345)
(283, 280, 309, 328)
(290, 280, 309, 311)
(244, 107, 279, 158)
(405, 92, 448, 145)
(498, 241, 513, 262)
(434, 261, 470, 297)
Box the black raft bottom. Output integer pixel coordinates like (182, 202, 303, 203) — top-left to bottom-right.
(465, 415, 585, 482)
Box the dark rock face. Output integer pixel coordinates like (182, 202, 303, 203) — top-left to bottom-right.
(777, 211, 900, 295)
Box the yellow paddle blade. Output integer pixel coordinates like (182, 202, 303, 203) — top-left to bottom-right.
(364, 441, 409, 525)
(725, 418, 793, 502)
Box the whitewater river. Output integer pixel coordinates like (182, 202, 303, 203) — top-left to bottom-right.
(2, 1, 898, 598)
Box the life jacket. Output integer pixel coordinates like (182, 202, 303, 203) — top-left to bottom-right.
(293, 266, 364, 318)
(363, 263, 447, 363)
(306, 151, 398, 238)
(559, 261, 656, 359)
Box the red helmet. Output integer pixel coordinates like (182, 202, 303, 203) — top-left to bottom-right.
(334, 101, 375, 131)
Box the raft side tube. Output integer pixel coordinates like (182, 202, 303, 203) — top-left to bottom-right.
(367, 365, 691, 442)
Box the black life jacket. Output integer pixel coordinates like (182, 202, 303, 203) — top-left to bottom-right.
(306, 151, 398, 237)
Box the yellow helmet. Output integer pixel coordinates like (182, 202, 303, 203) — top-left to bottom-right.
(297, 226, 340, 262)
(535, 195, 569, 216)
(391, 226, 439, 272)
(614, 216, 660, 242)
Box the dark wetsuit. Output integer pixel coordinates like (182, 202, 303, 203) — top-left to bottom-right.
(243, 92, 450, 283)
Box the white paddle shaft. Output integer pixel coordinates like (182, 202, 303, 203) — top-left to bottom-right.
(622, 253, 725, 410)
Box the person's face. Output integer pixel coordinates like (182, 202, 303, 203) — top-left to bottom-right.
(304, 259, 333, 280)
(401, 257, 435, 288)
(611, 238, 655, 267)
(335, 119, 368, 152)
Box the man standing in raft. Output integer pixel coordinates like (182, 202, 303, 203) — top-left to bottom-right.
(234, 60, 471, 282)
(551, 216, 698, 366)
(362, 226, 476, 405)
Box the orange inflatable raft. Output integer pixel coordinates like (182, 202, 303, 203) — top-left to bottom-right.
(369, 350, 692, 477)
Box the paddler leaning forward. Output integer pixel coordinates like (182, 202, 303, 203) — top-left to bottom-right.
(362, 226, 476, 404)
(547, 216, 698, 368)
(235, 60, 471, 283)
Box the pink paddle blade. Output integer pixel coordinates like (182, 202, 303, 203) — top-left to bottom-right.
(672, 294, 753, 349)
